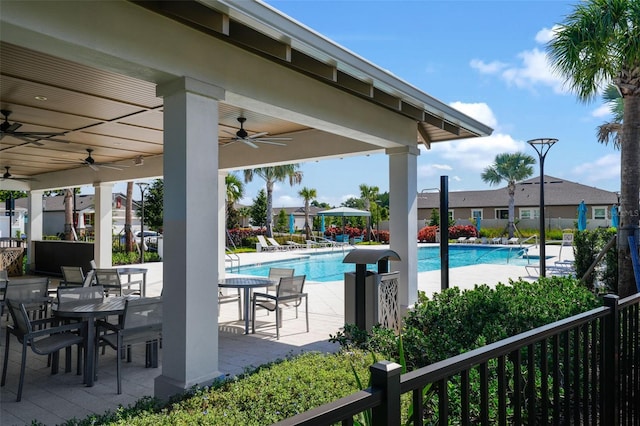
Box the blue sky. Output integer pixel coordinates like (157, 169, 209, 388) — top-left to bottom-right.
(126, 1, 621, 205)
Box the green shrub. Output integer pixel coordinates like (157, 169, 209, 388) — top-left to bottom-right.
(112, 251, 160, 265)
(573, 228, 617, 292)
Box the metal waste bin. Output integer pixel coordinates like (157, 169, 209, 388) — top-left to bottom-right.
(343, 248, 401, 331)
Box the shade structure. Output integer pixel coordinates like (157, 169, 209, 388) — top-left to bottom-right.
(611, 205, 619, 229)
(318, 207, 370, 239)
(320, 215, 325, 234)
(577, 200, 587, 231)
(289, 214, 295, 234)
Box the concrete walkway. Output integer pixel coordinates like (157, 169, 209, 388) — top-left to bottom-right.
(0, 243, 572, 425)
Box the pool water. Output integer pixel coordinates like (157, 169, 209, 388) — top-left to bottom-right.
(230, 245, 533, 282)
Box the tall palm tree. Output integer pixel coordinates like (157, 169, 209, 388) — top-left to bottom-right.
(63, 189, 74, 240)
(225, 173, 244, 229)
(244, 165, 303, 237)
(596, 84, 624, 149)
(481, 153, 536, 239)
(298, 187, 317, 240)
(124, 182, 134, 252)
(359, 184, 379, 241)
(547, 0, 640, 297)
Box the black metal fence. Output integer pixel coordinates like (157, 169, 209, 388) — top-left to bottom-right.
(276, 293, 640, 425)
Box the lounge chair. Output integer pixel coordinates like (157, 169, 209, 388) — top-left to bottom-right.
(465, 237, 478, 244)
(286, 241, 306, 249)
(456, 237, 467, 243)
(491, 237, 502, 244)
(267, 237, 293, 251)
(256, 235, 277, 252)
(507, 237, 520, 245)
(313, 236, 347, 248)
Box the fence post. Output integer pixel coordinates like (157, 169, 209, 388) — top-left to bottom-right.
(370, 361, 402, 426)
(602, 294, 619, 425)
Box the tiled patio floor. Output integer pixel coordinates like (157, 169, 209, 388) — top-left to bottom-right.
(0, 244, 568, 425)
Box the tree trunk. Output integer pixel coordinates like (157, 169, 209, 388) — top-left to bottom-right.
(266, 181, 274, 238)
(125, 182, 134, 252)
(617, 94, 640, 297)
(507, 183, 515, 239)
(304, 200, 311, 240)
(63, 189, 74, 240)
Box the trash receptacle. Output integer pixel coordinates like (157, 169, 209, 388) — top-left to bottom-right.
(343, 248, 401, 331)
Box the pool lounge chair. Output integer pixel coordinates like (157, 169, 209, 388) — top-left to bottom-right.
(286, 241, 306, 249)
(465, 237, 478, 244)
(456, 237, 467, 243)
(256, 235, 277, 252)
(267, 237, 293, 251)
(491, 237, 502, 244)
(507, 237, 520, 245)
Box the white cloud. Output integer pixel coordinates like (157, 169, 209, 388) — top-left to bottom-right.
(418, 163, 452, 178)
(570, 154, 620, 184)
(430, 133, 526, 172)
(449, 101, 498, 129)
(592, 104, 612, 119)
(452, 176, 462, 182)
(470, 59, 508, 74)
(500, 48, 567, 94)
(534, 25, 561, 44)
(274, 195, 297, 207)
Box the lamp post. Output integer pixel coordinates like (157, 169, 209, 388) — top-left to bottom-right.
(527, 138, 557, 277)
(421, 175, 449, 290)
(136, 182, 149, 264)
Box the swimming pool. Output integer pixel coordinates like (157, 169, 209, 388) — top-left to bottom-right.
(229, 245, 533, 282)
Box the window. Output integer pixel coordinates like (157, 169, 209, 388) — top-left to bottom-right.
(495, 209, 509, 219)
(519, 208, 540, 219)
(448, 210, 454, 221)
(593, 206, 607, 220)
(471, 209, 483, 220)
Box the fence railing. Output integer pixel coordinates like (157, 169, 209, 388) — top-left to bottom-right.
(276, 292, 640, 425)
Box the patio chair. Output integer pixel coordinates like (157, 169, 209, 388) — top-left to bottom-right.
(266, 267, 295, 294)
(94, 269, 141, 297)
(218, 286, 242, 320)
(57, 285, 105, 305)
(267, 237, 292, 251)
(507, 237, 520, 245)
(456, 237, 467, 243)
(491, 237, 502, 244)
(256, 235, 277, 252)
(96, 296, 163, 394)
(2, 299, 84, 401)
(1, 277, 50, 320)
(251, 275, 308, 340)
(60, 266, 85, 287)
(465, 237, 478, 244)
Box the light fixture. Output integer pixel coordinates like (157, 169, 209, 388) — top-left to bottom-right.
(34, 95, 48, 101)
(134, 155, 144, 166)
(527, 138, 558, 278)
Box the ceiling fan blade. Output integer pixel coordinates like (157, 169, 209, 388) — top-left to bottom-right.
(88, 163, 100, 172)
(247, 131, 269, 139)
(254, 140, 287, 146)
(255, 137, 292, 141)
(97, 164, 124, 170)
(14, 135, 45, 146)
(242, 139, 260, 149)
(16, 131, 66, 136)
(7, 123, 21, 132)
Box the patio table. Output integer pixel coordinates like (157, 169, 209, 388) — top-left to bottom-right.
(116, 267, 148, 296)
(52, 297, 130, 386)
(218, 277, 276, 334)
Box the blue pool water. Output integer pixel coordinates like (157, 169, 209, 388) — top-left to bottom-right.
(230, 245, 533, 282)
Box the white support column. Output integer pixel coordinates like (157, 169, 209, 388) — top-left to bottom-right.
(387, 146, 419, 313)
(27, 191, 44, 272)
(218, 171, 227, 283)
(93, 183, 114, 268)
(154, 77, 224, 399)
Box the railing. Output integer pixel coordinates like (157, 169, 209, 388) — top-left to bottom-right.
(0, 238, 23, 248)
(276, 292, 640, 425)
(225, 247, 240, 272)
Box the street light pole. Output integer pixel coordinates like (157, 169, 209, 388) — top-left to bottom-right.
(136, 182, 149, 264)
(527, 138, 558, 278)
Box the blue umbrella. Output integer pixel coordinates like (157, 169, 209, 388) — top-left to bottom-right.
(611, 205, 619, 229)
(577, 200, 587, 231)
(289, 214, 295, 234)
(476, 216, 481, 234)
(320, 215, 325, 234)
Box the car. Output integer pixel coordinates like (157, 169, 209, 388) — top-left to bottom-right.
(135, 230, 161, 244)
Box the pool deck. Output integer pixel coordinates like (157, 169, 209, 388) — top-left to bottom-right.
(0, 243, 572, 425)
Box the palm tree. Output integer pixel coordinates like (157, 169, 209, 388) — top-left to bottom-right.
(547, 0, 640, 297)
(124, 182, 134, 252)
(63, 188, 74, 240)
(481, 153, 536, 239)
(298, 187, 317, 240)
(596, 84, 624, 149)
(359, 184, 379, 241)
(244, 165, 303, 237)
(225, 174, 244, 229)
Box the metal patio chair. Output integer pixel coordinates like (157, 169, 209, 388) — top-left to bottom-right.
(251, 275, 308, 340)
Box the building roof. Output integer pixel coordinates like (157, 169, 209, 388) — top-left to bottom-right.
(417, 176, 618, 209)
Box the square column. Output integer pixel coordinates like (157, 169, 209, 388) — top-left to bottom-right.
(154, 77, 225, 399)
(218, 171, 227, 283)
(27, 191, 44, 272)
(387, 146, 419, 312)
(93, 183, 114, 268)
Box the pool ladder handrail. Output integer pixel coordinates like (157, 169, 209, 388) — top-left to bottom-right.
(475, 234, 538, 264)
(225, 247, 241, 272)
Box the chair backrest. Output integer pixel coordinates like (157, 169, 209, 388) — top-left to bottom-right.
(562, 233, 574, 246)
(90, 259, 97, 270)
(276, 275, 306, 298)
(268, 267, 295, 283)
(267, 237, 282, 247)
(122, 296, 163, 330)
(94, 269, 122, 296)
(6, 299, 32, 337)
(82, 269, 96, 287)
(57, 286, 104, 307)
(256, 235, 270, 246)
(60, 266, 85, 287)
(5, 277, 49, 302)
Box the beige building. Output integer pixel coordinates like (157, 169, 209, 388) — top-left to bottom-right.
(418, 175, 619, 230)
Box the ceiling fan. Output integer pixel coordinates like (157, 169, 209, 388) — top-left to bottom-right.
(54, 148, 129, 171)
(220, 116, 290, 148)
(1, 166, 35, 182)
(0, 110, 69, 146)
